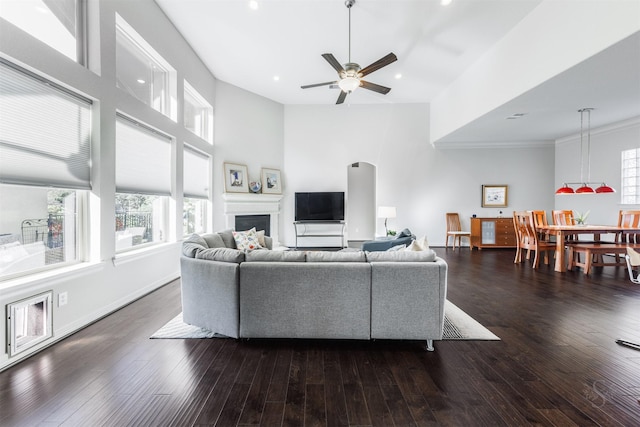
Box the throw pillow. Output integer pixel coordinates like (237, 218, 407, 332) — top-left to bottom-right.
(256, 229, 267, 248)
(232, 227, 263, 252)
(182, 234, 208, 258)
(396, 228, 413, 238)
(195, 247, 245, 263)
(218, 229, 236, 248)
(201, 233, 225, 249)
(405, 236, 429, 252)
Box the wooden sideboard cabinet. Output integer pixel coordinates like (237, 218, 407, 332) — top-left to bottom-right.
(470, 217, 516, 249)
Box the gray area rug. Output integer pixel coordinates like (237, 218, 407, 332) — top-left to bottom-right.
(151, 300, 499, 341)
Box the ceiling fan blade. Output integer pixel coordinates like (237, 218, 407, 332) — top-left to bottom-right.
(360, 80, 391, 95)
(359, 53, 397, 77)
(301, 81, 338, 89)
(336, 90, 348, 104)
(322, 53, 345, 74)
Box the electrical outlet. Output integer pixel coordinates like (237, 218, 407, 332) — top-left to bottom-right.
(58, 292, 68, 307)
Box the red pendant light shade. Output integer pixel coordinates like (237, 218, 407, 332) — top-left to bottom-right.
(596, 183, 616, 193)
(576, 184, 595, 194)
(554, 109, 616, 195)
(555, 184, 575, 195)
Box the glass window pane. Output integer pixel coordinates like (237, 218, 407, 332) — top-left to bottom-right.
(115, 193, 167, 252)
(621, 148, 640, 204)
(184, 81, 213, 143)
(183, 197, 207, 235)
(115, 14, 176, 120)
(0, 0, 78, 61)
(0, 185, 80, 280)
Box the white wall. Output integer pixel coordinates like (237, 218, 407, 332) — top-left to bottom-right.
(555, 117, 640, 226)
(0, 0, 218, 370)
(212, 81, 285, 232)
(284, 103, 556, 247)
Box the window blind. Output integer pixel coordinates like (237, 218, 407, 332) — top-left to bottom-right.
(115, 114, 172, 195)
(0, 60, 92, 189)
(183, 145, 210, 199)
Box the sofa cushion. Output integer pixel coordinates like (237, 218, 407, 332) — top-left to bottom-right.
(202, 233, 226, 249)
(218, 229, 236, 249)
(387, 244, 406, 251)
(245, 250, 306, 262)
(366, 249, 437, 262)
(306, 250, 366, 262)
(182, 234, 208, 258)
(233, 227, 263, 252)
(195, 247, 245, 263)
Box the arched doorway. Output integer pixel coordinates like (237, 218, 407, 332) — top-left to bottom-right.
(347, 162, 376, 247)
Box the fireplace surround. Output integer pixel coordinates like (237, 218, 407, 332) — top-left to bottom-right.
(222, 193, 283, 245)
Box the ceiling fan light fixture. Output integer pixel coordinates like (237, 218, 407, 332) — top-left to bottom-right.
(338, 76, 360, 93)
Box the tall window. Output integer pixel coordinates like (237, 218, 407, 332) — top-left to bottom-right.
(0, 59, 90, 279)
(183, 145, 210, 235)
(0, 0, 86, 64)
(184, 81, 213, 143)
(115, 14, 177, 120)
(115, 114, 171, 252)
(622, 148, 640, 204)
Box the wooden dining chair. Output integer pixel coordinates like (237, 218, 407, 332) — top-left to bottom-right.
(618, 210, 640, 244)
(445, 212, 471, 251)
(552, 210, 575, 226)
(513, 211, 556, 268)
(530, 210, 553, 242)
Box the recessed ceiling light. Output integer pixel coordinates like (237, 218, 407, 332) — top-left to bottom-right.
(137, 79, 146, 84)
(395, 73, 402, 79)
(441, 0, 453, 5)
(506, 113, 527, 119)
(249, 0, 259, 10)
(273, 75, 280, 81)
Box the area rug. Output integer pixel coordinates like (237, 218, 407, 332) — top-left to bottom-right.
(151, 301, 499, 341)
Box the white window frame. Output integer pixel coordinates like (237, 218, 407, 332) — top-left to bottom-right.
(622, 148, 640, 205)
(184, 80, 214, 143)
(115, 14, 177, 121)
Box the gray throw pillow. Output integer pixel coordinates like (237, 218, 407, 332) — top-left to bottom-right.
(201, 233, 225, 249)
(245, 250, 306, 262)
(217, 229, 236, 248)
(182, 234, 208, 258)
(306, 251, 366, 262)
(366, 250, 437, 262)
(195, 247, 245, 263)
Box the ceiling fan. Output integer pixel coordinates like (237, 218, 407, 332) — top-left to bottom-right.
(301, 0, 397, 104)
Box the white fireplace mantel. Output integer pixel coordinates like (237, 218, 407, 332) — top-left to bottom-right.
(222, 193, 284, 245)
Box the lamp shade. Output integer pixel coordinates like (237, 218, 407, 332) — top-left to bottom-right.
(595, 183, 616, 193)
(378, 206, 396, 218)
(338, 76, 360, 93)
(555, 184, 574, 195)
(575, 184, 595, 194)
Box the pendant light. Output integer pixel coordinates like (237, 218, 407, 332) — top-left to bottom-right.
(555, 108, 616, 195)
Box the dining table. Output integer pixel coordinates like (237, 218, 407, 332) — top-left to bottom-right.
(536, 224, 640, 272)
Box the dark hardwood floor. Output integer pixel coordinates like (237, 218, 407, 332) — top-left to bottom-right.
(1, 248, 640, 426)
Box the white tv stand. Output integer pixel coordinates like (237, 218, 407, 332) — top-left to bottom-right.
(293, 221, 346, 249)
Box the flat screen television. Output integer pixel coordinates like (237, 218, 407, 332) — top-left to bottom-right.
(295, 192, 345, 222)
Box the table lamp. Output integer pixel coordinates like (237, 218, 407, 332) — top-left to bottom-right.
(378, 206, 397, 236)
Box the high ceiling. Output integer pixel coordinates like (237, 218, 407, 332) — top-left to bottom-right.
(155, 0, 640, 142)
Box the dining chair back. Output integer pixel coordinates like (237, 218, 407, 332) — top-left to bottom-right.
(618, 210, 640, 244)
(530, 210, 553, 242)
(445, 212, 471, 251)
(513, 211, 555, 268)
(552, 210, 574, 225)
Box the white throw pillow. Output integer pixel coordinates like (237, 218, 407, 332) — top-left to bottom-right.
(232, 227, 263, 252)
(405, 236, 429, 252)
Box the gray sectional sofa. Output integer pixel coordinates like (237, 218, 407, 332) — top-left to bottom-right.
(180, 231, 448, 350)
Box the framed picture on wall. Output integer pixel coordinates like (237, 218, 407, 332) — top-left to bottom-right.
(261, 168, 282, 194)
(482, 185, 508, 207)
(224, 162, 249, 193)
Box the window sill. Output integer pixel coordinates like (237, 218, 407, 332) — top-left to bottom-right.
(112, 242, 177, 267)
(0, 262, 104, 296)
